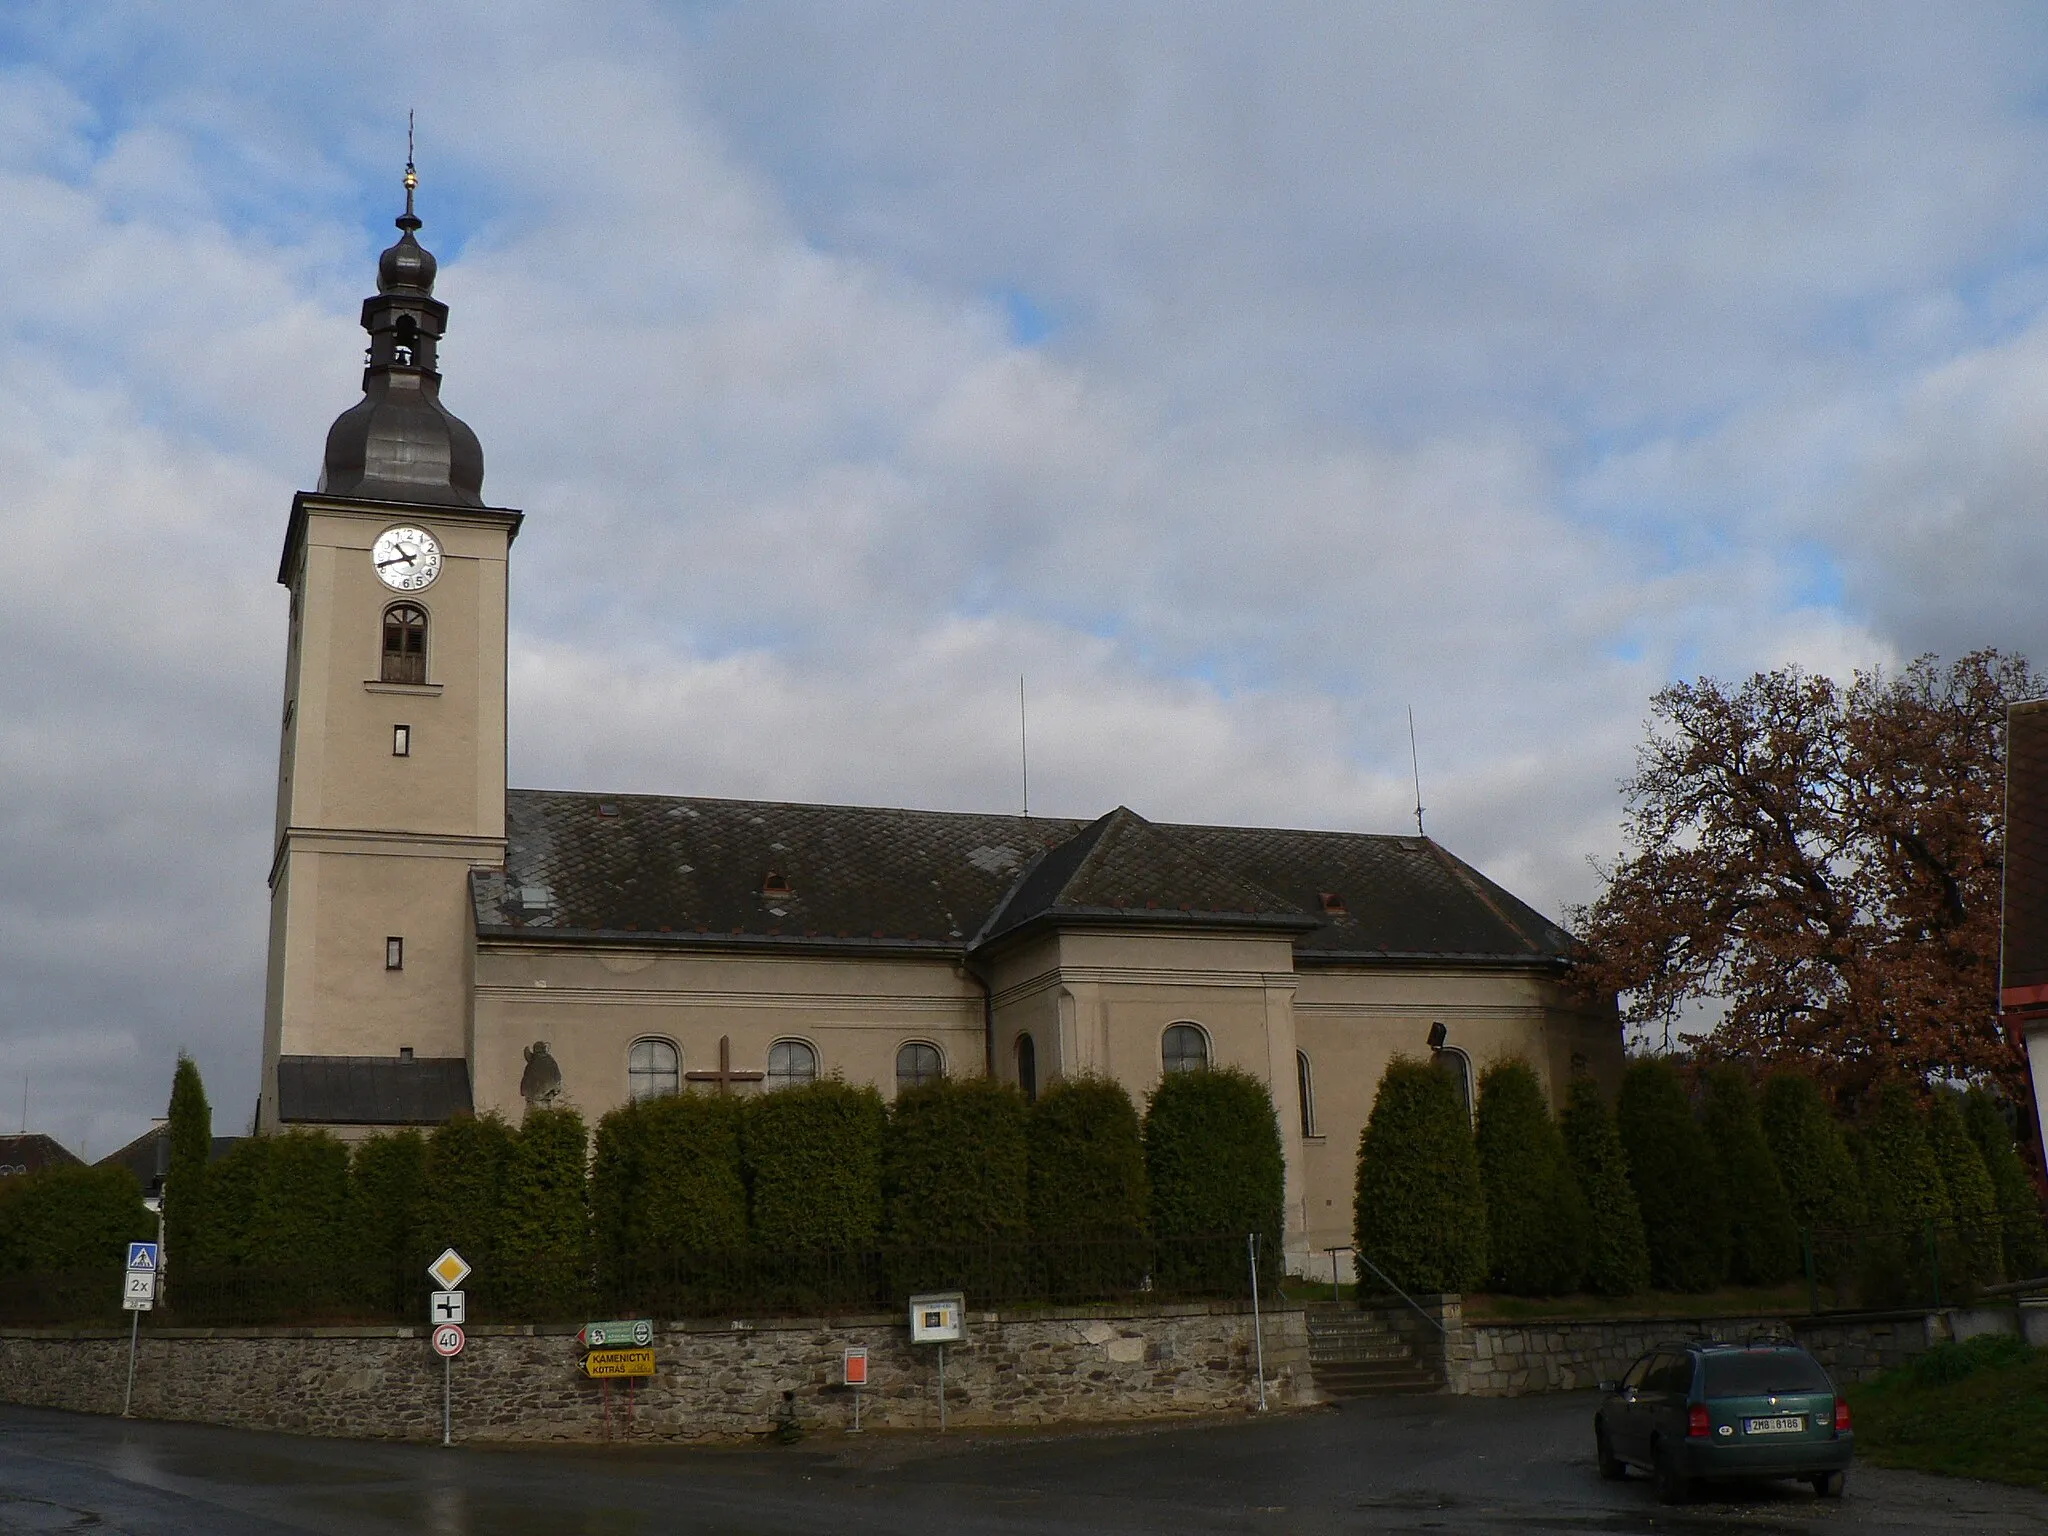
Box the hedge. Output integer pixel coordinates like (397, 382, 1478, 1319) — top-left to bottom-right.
(591, 1094, 746, 1279)
(1964, 1090, 2048, 1280)
(239, 1130, 350, 1270)
(0, 1164, 153, 1274)
(1926, 1090, 2000, 1284)
(420, 1113, 516, 1269)
(497, 1107, 590, 1315)
(1144, 1067, 1285, 1269)
(1354, 1057, 1487, 1294)
(1027, 1076, 1149, 1242)
(885, 1075, 1031, 1246)
(1475, 1060, 1587, 1295)
(1559, 1076, 1650, 1296)
(1859, 1084, 1948, 1230)
(1617, 1057, 1728, 1291)
(1700, 1067, 1799, 1286)
(348, 1130, 428, 1270)
(1759, 1072, 1866, 1235)
(164, 1052, 210, 1267)
(743, 1080, 887, 1251)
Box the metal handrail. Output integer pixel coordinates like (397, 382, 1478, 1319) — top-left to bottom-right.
(1353, 1250, 1449, 1337)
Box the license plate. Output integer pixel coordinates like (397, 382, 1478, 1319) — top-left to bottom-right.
(1744, 1416, 1805, 1435)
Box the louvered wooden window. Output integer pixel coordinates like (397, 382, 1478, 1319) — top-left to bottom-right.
(382, 604, 427, 684)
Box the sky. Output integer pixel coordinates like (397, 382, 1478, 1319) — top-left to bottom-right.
(8, 2, 2048, 1156)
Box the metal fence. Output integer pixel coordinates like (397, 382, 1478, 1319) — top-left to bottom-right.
(1799, 1215, 2044, 1314)
(0, 1234, 1256, 1329)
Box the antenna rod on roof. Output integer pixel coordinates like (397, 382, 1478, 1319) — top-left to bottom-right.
(18, 1077, 24, 1136)
(1408, 706, 1426, 837)
(1020, 675, 1030, 817)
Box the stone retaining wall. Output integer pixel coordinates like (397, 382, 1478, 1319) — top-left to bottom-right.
(1360, 1295, 1982, 1397)
(0, 1302, 1312, 1443)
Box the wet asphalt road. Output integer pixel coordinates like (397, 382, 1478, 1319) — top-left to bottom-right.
(1, 1395, 2043, 1535)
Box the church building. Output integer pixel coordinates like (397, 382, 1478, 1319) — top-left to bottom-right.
(257, 178, 1623, 1275)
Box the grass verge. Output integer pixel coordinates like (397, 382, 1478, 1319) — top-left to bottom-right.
(1845, 1335, 2046, 1490)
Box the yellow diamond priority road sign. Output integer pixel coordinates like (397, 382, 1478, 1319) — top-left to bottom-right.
(428, 1248, 472, 1289)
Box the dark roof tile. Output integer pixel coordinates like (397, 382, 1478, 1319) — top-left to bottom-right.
(480, 790, 1577, 967)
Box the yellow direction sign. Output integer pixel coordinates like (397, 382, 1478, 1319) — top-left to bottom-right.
(582, 1347, 656, 1379)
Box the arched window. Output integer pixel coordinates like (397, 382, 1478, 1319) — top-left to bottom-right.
(394, 314, 419, 367)
(1296, 1049, 1318, 1137)
(1015, 1032, 1037, 1103)
(381, 603, 427, 684)
(766, 1039, 818, 1090)
(1434, 1046, 1474, 1124)
(1161, 1022, 1209, 1075)
(628, 1038, 679, 1103)
(895, 1041, 944, 1093)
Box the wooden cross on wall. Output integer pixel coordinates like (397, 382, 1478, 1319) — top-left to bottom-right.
(684, 1035, 765, 1094)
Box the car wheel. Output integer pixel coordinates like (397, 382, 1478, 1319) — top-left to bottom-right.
(1595, 1426, 1627, 1481)
(1652, 1441, 1690, 1505)
(1811, 1470, 1845, 1499)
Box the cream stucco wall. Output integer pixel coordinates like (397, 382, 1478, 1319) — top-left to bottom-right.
(260, 496, 516, 1130)
(1291, 963, 1622, 1278)
(471, 944, 986, 1121)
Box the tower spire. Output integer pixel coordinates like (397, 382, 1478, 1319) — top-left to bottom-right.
(315, 132, 485, 508)
(401, 111, 420, 231)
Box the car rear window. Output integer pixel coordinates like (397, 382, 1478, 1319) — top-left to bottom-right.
(1702, 1350, 1832, 1396)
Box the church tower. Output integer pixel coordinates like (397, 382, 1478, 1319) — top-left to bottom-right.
(258, 166, 521, 1133)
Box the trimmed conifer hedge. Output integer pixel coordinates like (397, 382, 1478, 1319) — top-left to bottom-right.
(348, 1129, 427, 1270)
(1700, 1067, 1799, 1286)
(239, 1130, 350, 1270)
(1926, 1090, 2000, 1284)
(885, 1076, 1031, 1246)
(1475, 1060, 1588, 1295)
(0, 1164, 153, 1274)
(164, 1052, 210, 1268)
(497, 1107, 591, 1315)
(1028, 1076, 1149, 1241)
(1354, 1057, 1486, 1294)
(1144, 1067, 1284, 1268)
(1860, 1084, 1948, 1228)
(1759, 1072, 1866, 1236)
(1964, 1090, 2048, 1280)
(1617, 1057, 1728, 1291)
(1559, 1076, 1650, 1296)
(591, 1093, 746, 1278)
(420, 1113, 515, 1270)
(743, 1079, 887, 1251)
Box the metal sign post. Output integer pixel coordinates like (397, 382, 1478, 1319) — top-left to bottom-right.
(427, 1250, 470, 1447)
(1247, 1233, 1268, 1413)
(844, 1345, 868, 1433)
(908, 1292, 965, 1434)
(121, 1242, 159, 1418)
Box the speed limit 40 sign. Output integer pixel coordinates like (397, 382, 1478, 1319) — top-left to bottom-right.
(431, 1323, 466, 1358)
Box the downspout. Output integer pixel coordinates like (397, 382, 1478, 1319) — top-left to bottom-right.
(962, 951, 996, 1078)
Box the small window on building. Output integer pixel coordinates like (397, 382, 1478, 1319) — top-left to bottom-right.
(1015, 1032, 1037, 1102)
(392, 723, 411, 757)
(1162, 1022, 1209, 1075)
(766, 1039, 817, 1090)
(381, 603, 427, 684)
(385, 936, 404, 970)
(895, 1041, 944, 1093)
(1435, 1046, 1474, 1123)
(1296, 1049, 1317, 1137)
(629, 1038, 680, 1103)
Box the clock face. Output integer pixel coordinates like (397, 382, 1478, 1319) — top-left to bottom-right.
(372, 526, 443, 592)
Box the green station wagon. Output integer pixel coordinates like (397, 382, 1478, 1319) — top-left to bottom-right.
(1594, 1342, 1853, 1503)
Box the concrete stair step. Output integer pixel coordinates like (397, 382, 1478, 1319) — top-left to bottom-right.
(1311, 1360, 1442, 1398)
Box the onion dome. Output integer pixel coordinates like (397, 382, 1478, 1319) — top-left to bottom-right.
(318, 163, 484, 507)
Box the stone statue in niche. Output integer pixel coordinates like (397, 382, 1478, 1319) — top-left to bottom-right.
(520, 1041, 564, 1108)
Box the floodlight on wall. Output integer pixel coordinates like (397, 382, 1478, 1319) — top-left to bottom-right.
(1427, 1020, 1448, 1052)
